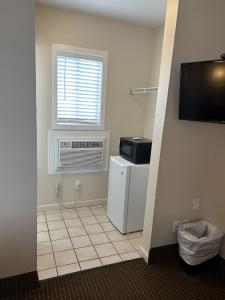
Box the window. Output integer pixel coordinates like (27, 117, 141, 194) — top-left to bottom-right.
(52, 44, 108, 130)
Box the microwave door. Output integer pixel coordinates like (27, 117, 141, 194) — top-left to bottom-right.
(121, 143, 133, 162)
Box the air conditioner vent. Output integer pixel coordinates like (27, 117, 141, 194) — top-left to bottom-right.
(48, 131, 110, 175)
(58, 139, 104, 170)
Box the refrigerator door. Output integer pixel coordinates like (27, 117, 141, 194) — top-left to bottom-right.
(126, 164, 149, 233)
(107, 157, 131, 233)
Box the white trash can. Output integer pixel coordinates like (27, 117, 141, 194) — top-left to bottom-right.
(178, 220, 224, 266)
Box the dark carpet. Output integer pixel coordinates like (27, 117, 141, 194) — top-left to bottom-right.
(1, 258, 225, 300)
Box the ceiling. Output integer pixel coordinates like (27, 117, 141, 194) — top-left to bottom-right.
(36, 0, 167, 27)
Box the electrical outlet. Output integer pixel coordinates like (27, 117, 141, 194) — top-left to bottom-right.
(172, 220, 180, 233)
(192, 198, 200, 211)
(183, 219, 190, 224)
(56, 183, 62, 198)
(75, 180, 81, 190)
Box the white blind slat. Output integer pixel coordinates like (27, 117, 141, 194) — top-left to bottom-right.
(56, 54, 104, 126)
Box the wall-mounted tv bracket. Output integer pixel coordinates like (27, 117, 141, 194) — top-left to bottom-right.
(220, 53, 225, 60)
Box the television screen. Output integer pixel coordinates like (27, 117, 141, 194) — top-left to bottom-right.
(179, 60, 225, 123)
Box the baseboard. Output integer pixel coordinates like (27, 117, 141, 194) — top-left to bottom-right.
(216, 255, 225, 281)
(0, 271, 39, 297)
(148, 244, 225, 278)
(148, 244, 179, 264)
(38, 198, 107, 212)
(76, 198, 107, 208)
(179, 255, 222, 276)
(139, 246, 149, 263)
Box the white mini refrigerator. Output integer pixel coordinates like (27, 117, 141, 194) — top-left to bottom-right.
(107, 156, 149, 234)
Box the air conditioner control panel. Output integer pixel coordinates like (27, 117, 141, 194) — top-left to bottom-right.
(60, 140, 104, 149)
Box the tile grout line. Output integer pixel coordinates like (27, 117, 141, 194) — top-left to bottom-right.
(37, 210, 57, 277)
(38, 206, 142, 277)
(77, 206, 109, 268)
(97, 222, 125, 260)
(86, 209, 125, 267)
(60, 207, 82, 272)
(80, 207, 119, 266)
(69, 207, 116, 268)
(79, 207, 112, 267)
(95, 215, 138, 260)
(38, 207, 93, 276)
(46, 210, 58, 276)
(79, 217, 103, 269)
(79, 212, 124, 264)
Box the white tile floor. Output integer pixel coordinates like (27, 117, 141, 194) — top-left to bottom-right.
(37, 205, 142, 280)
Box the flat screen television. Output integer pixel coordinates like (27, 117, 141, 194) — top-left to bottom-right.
(179, 60, 225, 123)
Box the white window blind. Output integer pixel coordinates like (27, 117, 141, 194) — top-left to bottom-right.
(53, 45, 107, 130)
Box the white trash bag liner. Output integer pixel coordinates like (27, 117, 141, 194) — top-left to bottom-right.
(178, 220, 224, 266)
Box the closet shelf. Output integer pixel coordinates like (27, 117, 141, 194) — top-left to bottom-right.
(129, 87, 158, 96)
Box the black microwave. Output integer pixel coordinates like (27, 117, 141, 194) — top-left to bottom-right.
(120, 137, 152, 164)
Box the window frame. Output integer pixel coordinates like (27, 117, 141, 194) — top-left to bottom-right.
(52, 44, 108, 131)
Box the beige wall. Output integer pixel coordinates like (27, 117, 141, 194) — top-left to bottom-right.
(142, 0, 225, 259)
(142, 0, 179, 260)
(144, 26, 164, 139)
(202, 127, 225, 257)
(36, 5, 162, 206)
(0, 0, 37, 278)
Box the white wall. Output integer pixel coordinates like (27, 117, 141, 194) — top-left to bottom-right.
(0, 0, 37, 278)
(36, 4, 162, 207)
(143, 0, 225, 259)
